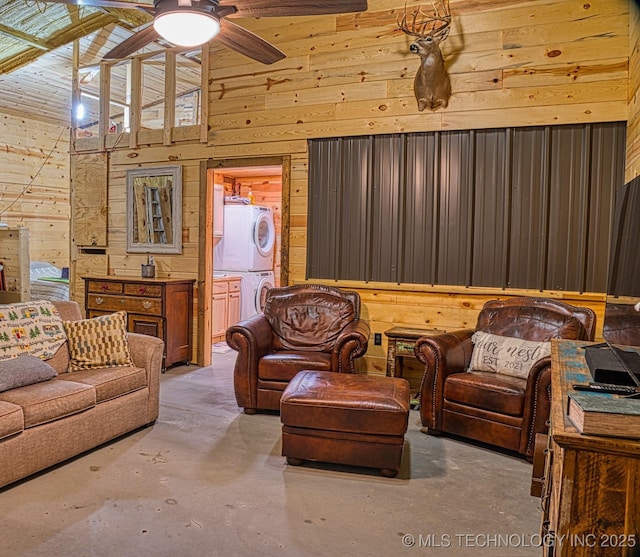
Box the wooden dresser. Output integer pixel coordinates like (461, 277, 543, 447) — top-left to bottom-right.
(83, 276, 194, 369)
(538, 339, 640, 557)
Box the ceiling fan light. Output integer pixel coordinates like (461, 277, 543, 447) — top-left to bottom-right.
(154, 10, 220, 48)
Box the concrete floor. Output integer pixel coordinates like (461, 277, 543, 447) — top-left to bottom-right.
(2, 350, 543, 556)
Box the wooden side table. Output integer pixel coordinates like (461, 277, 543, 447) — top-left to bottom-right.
(384, 326, 443, 378)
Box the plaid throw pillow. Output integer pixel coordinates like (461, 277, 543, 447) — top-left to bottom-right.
(63, 312, 134, 371)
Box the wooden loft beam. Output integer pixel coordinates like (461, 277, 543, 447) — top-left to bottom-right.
(0, 24, 50, 51)
(0, 12, 121, 75)
(101, 7, 153, 28)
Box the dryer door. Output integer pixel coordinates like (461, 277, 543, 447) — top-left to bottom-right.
(253, 212, 275, 257)
(255, 276, 275, 313)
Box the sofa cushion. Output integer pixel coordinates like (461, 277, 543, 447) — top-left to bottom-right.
(0, 354, 58, 393)
(264, 292, 355, 352)
(470, 331, 551, 379)
(63, 311, 134, 371)
(57, 365, 146, 403)
(0, 380, 95, 428)
(0, 400, 23, 440)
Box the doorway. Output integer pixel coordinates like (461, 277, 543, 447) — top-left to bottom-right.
(198, 156, 289, 367)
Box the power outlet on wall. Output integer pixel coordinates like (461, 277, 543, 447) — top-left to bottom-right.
(374, 333, 382, 345)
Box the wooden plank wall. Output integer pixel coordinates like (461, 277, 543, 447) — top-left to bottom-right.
(626, 0, 640, 180)
(0, 227, 30, 300)
(73, 0, 631, 372)
(0, 113, 70, 267)
(205, 0, 627, 378)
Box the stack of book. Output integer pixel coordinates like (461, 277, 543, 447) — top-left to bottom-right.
(567, 392, 640, 438)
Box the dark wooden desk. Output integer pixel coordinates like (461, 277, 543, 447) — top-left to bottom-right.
(539, 339, 640, 557)
(384, 326, 443, 377)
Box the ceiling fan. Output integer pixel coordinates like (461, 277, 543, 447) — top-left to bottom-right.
(46, 0, 368, 64)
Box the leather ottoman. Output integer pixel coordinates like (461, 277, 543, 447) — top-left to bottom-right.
(280, 370, 411, 477)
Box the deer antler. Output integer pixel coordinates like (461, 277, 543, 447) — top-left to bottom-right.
(397, 0, 451, 41)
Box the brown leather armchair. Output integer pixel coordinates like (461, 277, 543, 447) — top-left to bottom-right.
(415, 297, 596, 459)
(226, 284, 370, 414)
(603, 302, 640, 345)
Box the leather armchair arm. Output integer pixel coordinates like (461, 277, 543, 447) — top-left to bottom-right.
(331, 319, 370, 373)
(226, 314, 274, 410)
(415, 329, 475, 432)
(519, 357, 552, 459)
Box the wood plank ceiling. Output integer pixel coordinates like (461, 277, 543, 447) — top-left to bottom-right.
(0, 0, 168, 125)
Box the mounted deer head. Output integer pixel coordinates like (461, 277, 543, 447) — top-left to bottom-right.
(398, 1, 452, 111)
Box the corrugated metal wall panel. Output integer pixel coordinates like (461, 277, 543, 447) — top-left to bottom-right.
(508, 126, 550, 290)
(369, 135, 404, 283)
(402, 133, 439, 284)
(471, 129, 509, 287)
(437, 131, 473, 286)
(585, 123, 626, 292)
(307, 122, 625, 292)
(307, 138, 340, 279)
(337, 137, 371, 280)
(546, 125, 590, 291)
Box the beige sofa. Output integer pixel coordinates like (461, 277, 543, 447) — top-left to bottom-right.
(0, 300, 164, 489)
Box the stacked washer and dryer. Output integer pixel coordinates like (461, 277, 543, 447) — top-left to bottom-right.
(214, 204, 276, 321)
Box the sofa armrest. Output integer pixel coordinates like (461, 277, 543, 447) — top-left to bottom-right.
(415, 329, 475, 432)
(331, 319, 370, 373)
(226, 314, 274, 410)
(127, 332, 164, 423)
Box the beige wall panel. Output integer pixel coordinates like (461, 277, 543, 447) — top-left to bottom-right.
(208, 140, 307, 159)
(72, 152, 107, 247)
(209, 94, 268, 115)
(500, 13, 629, 47)
(289, 229, 307, 248)
(388, 80, 628, 110)
(213, 104, 337, 130)
(447, 37, 629, 74)
(210, 56, 309, 86)
(0, 114, 69, 266)
(503, 59, 628, 88)
(72, 254, 108, 306)
(0, 228, 30, 300)
(442, 102, 627, 130)
(265, 81, 387, 110)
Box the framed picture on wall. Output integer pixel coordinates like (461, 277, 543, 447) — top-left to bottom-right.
(126, 165, 182, 254)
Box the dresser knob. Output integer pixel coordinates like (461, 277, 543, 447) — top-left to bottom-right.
(143, 301, 152, 309)
(95, 297, 104, 305)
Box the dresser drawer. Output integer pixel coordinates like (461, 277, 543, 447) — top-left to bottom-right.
(124, 283, 163, 298)
(86, 293, 162, 316)
(86, 280, 123, 294)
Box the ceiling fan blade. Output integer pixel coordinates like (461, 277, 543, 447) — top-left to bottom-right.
(103, 25, 160, 59)
(42, 0, 152, 8)
(217, 19, 285, 65)
(221, 0, 367, 18)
